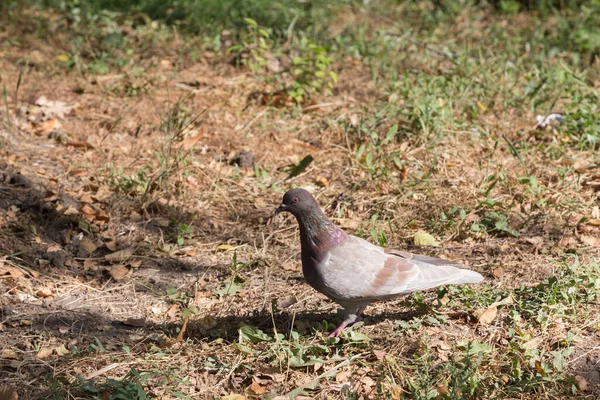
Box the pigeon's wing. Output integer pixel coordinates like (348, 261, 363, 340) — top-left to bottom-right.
(325, 235, 483, 301)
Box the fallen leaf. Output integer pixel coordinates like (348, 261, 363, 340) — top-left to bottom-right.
(198, 315, 217, 331)
(0, 264, 24, 279)
(164, 304, 179, 322)
(492, 267, 504, 278)
(123, 318, 148, 327)
(63, 206, 79, 216)
(575, 375, 588, 391)
(35, 118, 62, 135)
(558, 236, 578, 248)
(216, 244, 233, 251)
(58, 326, 70, 334)
(0, 385, 18, 400)
(69, 169, 88, 177)
(221, 395, 246, 400)
(522, 336, 543, 349)
(36, 288, 54, 298)
(104, 248, 134, 262)
(181, 126, 206, 150)
(36, 347, 54, 359)
(35, 96, 73, 119)
(0, 349, 19, 360)
(315, 175, 329, 187)
(79, 239, 97, 256)
(489, 296, 513, 308)
(413, 230, 439, 247)
(105, 240, 117, 251)
(248, 380, 266, 395)
(107, 265, 129, 281)
(54, 344, 70, 356)
(66, 141, 95, 150)
(278, 296, 298, 309)
(335, 370, 351, 382)
(580, 236, 600, 247)
(81, 204, 96, 215)
(474, 306, 497, 325)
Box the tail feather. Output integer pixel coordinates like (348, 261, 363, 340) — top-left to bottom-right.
(453, 269, 485, 285)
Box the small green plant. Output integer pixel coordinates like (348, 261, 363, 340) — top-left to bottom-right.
(228, 18, 271, 73)
(215, 252, 249, 296)
(78, 368, 149, 400)
(288, 36, 337, 103)
(172, 221, 193, 246)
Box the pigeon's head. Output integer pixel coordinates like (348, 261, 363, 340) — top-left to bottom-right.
(274, 188, 320, 217)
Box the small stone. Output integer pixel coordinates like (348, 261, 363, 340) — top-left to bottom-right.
(229, 150, 255, 168)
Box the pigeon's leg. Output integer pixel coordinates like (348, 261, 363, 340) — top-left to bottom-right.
(327, 305, 362, 338)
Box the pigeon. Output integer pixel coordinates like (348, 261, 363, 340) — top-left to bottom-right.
(274, 188, 484, 337)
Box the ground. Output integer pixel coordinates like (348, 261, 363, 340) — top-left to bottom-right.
(1, 2, 600, 399)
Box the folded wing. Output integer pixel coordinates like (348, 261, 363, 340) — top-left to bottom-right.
(326, 235, 483, 301)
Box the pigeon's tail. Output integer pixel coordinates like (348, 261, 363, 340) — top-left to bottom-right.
(454, 269, 485, 285)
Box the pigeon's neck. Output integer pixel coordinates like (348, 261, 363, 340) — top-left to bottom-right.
(297, 210, 348, 255)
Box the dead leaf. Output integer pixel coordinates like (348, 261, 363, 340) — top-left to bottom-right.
(0, 264, 24, 279)
(535, 360, 546, 376)
(63, 206, 79, 216)
(278, 296, 298, 309)
(335, 370, 351, 382)
(95, 210, 110, 223)
(474, 306, 497, 325)
(315, 175, 329, 187)
(104, 248, 134, 263)
(35, 96, 73, 119)
(248, 380, 266, 395)
(0, 384, 18, 400)
(492, 267, 504, 278)
(216, 244, 233, 251)
(58, 326, 70, 334)
(108, 265, 130, 281)
(66, 141, 95, 150)
(36, 347, 54, 359)
(81, 204, 96, 215)
(558, 236, 578, 248)
(522, 337, 543, 349)
(164, 304, 179, 322)
(70, 169, 88, 177)
(35, 118, 62, 135)
(181, 126, 206, 150)
(575, 375, 588, 391)
(580, 236, 600, 247)
(198, 315, 217, 331)
(105, 240, 117, 251)
(123, 318, 148, 327)
(79, 239, 97, 256)
(413, 230, 439, 247)
(54, 344, 70, 356)
(36, 288, 54, 298)
(0, 349, 19, 360)
(489, 296, 513, 308)
(221, 395, 246, 400)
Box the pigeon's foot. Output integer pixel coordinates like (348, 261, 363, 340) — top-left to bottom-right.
(327, 322, 348, 338)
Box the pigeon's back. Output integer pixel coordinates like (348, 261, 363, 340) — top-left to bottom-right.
(317, 235, 483, 303)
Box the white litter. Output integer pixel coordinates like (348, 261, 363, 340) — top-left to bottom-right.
(536, 113, 565, 129)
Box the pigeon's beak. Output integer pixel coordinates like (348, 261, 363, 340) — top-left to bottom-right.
(274, 204, 286, 215)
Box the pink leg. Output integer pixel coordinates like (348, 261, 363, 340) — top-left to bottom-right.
(327, 322, 347, 338)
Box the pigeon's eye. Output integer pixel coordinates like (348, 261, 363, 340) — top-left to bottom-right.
(292, 197, 299, 203)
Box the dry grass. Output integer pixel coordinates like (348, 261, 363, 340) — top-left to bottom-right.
(1, 2, 600, 399)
